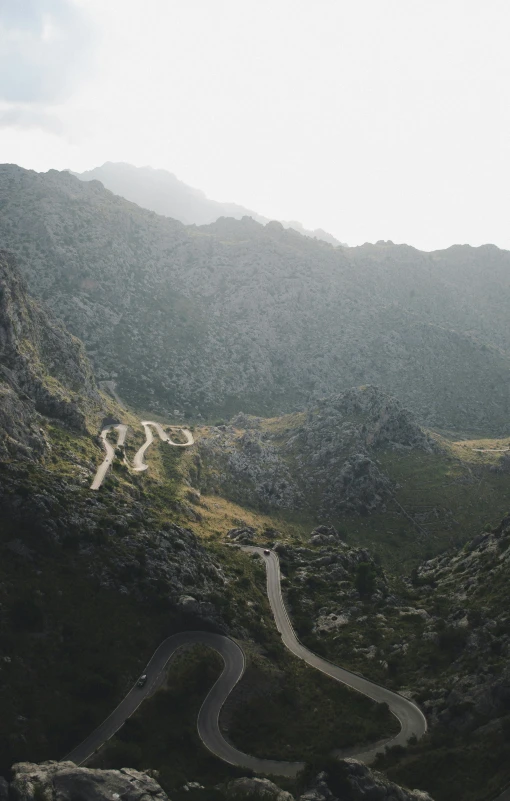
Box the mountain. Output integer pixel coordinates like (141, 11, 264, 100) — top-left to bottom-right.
(196, 387, 510, 570)
(0, 249, 101, 458)
(75, 161, 346, 246)
(1, 164, 510, 433)
(0, 249, 506, 798)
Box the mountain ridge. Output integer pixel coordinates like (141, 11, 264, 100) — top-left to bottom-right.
(75, 161, 346, 247)
(1, 164, 509, 433)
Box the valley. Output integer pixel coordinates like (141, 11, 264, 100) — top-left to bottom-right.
(1, 173, 510, 801)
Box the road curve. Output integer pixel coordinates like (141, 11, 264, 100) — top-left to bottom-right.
(132, 421, 194, 472)
(471, 448, 510, 452)
(64, 549, 426, 776)
(245, 548, 427, 764)
(90, 425, 128, 490)
(91, 421, 195, 486)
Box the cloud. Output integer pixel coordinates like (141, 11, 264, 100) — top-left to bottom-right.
(0, 106, 64, 134)
(0, 0, 94, 103)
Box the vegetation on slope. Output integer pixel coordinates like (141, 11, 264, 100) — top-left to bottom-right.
(2, 165, 510, 431)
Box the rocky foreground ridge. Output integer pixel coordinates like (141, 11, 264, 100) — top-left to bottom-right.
(0, 250, 101, 459)
(1, 165, 510, 431)
(4, 761, 433, 801)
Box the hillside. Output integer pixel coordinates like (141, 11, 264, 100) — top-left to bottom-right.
(1, 255, 508, 799)
(0, 250, 102, 458)
(0, 261, 404, 797)
(1, 165, 510, 433)
(0, 256, 234, 775)
(76, 162, 345, 246)
(195, 387, 510, 568)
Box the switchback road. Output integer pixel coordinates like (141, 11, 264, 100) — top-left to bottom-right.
(90, 425, 127, 490)
(64, 550, 426, 776)
(90, 421, 194, 488)
(133, 421, 194, 472)
(245, 547, 427, 764)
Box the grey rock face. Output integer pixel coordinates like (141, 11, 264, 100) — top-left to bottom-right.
(199, 387, 432, 520)
(227, 526, 257, 543)
(344, 759, 433, 800)
(222, 776, 295, 800)
(0, 249, 101, 458)
(298, 764, 433, 801)
(10, 761, 170, 801)
(413, 517, 510, 731)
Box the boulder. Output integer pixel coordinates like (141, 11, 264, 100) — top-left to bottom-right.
(227, 527, 257, 543)
(10, 761, 170, 801)
(221, 776, 294, 800)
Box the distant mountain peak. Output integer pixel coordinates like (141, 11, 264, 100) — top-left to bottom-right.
(76, 162, 345, 245)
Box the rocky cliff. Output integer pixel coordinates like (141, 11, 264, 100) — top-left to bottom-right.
(197, 386, 435, 518)
(8, 762, 169, 801)
(0, 249, 101, 458)
(290, 514, 510, 800)
(5, 760, 433, 801)
(1, 165, 509, 432)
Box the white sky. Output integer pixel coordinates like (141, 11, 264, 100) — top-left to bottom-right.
(1, 0, 510, 251)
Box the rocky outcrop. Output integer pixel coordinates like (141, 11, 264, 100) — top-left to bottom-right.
(333, 453, 392, 516)
(0, 249, 101, 458)
(0, 384, 48, 459)
(221, 776, 294, 801)
(3, 762, 435, 801)
(299, 763, 433, 800)
(227, 526, 257, 544)
(198, 426, 299, 511)
(198, 387, 433, 521)
(9, 761, 169, 801)
(410, 517, 510, 732)
(219, 764, 434, 801)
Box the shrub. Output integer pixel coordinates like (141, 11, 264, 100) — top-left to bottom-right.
(355, 562, 377, 597)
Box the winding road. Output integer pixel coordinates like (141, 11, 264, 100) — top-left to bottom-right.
(64, 549, 426, 776)
(90, 425, 128, 490)
(133, 421, 194, 472)
(90, 421, 194, 489)
(471, 448, 510, 453)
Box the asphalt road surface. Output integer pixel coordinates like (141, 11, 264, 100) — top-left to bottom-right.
(245, 548, 427, 763)
(64, 549, 426, 776)
(91, 421, 194, 486)
(472, 448, 510, 452)
(133, 421, 194, 471)
(90, 424, 128, 490)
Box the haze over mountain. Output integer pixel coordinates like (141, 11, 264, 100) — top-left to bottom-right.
(1, 163, 509, 433)
(3, 2, 510, 798)
(75, 162, 345, 247)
